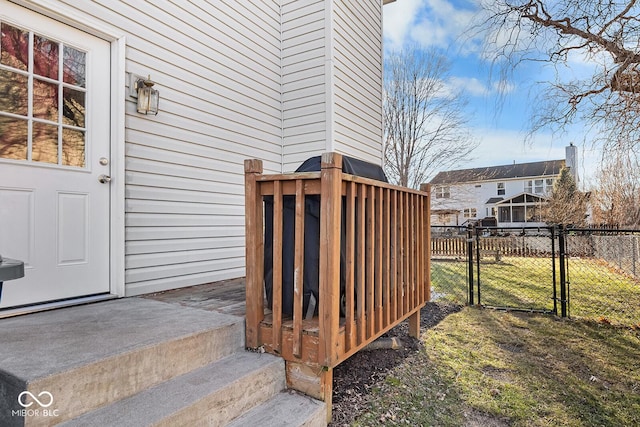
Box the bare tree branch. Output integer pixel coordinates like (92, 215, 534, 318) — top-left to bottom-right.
(479, 0, 640, 158)
(383, 46, 477, 188)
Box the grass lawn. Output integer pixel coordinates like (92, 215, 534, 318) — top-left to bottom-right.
(431, 257, 640, 326)
(354, 307, 640, 426)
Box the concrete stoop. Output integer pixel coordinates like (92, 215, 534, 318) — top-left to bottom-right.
(0, 298, 326, 426)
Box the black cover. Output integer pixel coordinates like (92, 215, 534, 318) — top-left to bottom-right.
(264, 156, 388, 316)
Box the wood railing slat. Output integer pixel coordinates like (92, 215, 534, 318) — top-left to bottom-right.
(391, 189, 397, 322)
(366, 184, 375, 340)
(364, 185, 375, 339)
(402, 192, 409, 316)
(383, 187, 391, 328)
(409, 193, 415, 311)
(356, 183, 366, 346)
(272, 180, 283, 354)
(345, 181, 356, 352)
(292, 179, 305, 358)
(375, 186, 383, 332)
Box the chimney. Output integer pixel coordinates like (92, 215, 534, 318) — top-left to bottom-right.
(565, 143, 579, 184)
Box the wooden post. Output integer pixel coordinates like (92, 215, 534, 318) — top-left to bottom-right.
(408, 191, 420, 344)
(319, 152, 342, 367)
(244, 159, 264, 348)
(421, 184, 432, 303)
(285, 362, 334, 423)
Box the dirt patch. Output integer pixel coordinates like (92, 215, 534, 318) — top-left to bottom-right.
(330, 302, 462, 426)
(462, 408, 511, 427)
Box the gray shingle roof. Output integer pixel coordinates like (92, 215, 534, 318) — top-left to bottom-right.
(429, 160, 565, 185)
(485, 197, 504, 204)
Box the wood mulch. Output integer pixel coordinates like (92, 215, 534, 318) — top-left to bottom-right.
(330, 302, 463, 426)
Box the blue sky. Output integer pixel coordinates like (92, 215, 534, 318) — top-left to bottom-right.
(383, 0, 601, 187)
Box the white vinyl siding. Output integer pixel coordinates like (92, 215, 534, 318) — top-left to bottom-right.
(51, 0, 283, 295)
(281, 0, 384, 171)
(332, 1, 383, 165)
(281, 0, 327, 172)
(32, 0, 386, 297)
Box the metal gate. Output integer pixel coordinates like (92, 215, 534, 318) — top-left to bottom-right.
(431, 225, 640, 325)
(469, 226, 559, 314)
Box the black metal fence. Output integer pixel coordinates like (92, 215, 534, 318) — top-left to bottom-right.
(431, 225, 640, 326)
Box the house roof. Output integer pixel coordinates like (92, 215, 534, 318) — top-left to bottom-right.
(495, 192, 548, 204)
(429, 160, 565, 185)
(485, 197, 504, 204)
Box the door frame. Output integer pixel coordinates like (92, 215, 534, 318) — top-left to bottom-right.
(12, 0, 126, 298)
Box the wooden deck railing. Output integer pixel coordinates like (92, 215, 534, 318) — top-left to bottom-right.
(244, 153, 430, 416)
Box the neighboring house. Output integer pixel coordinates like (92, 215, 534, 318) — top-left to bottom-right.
(0, 0, 392, 315)
(429, 144, 579, 227)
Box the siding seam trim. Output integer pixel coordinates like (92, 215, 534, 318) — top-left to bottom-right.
(325, 0, 335, 153)
(280, 0, 285, 173)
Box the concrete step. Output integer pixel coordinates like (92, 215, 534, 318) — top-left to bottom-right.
(60, 352, 286, 427)
(227, 390, 327, 427)
(0, 298, 244, 426)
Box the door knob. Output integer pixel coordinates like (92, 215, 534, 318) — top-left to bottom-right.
(98, 174, 112, 184)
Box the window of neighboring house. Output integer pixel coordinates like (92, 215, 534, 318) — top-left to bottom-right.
(534, 179, 544, 193)
(512, 206, 525, 222)
(438, 213, 451, 224)
(527, 205, 541, 222)
(546, 178, 554, 193)
(497, 182, 505, 195)
(524, 180, 532, 193)
(435, 185, 450, 198)
(498, 206, 511, 222)
(463, 208, 477, 218)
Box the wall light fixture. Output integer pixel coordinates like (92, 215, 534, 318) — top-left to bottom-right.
(135, 75, 159, 115)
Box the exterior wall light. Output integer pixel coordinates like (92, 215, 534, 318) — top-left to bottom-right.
(135, 75, 159, 115)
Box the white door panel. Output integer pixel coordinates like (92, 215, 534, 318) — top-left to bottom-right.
(0, 1, 111, 308)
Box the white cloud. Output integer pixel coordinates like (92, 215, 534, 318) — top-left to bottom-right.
(383, 0, 426, 51)
(384, 0, 481, 52)
(440, 77, 515, 98)
(448, 76, 488, 96)
(416, 0, 477, 47)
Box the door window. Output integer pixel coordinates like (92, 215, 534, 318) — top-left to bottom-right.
(0, 22, 87, 167)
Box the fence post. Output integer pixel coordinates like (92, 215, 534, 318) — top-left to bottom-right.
(467, 223, 474, 305)
(551, 226, 558, 316)
(558, 224, 568, 317)
(420, 184, 432, 304)
(475, 226, 481, 305)
(319, 152, 342, 366)
(244, 159, 264, 348)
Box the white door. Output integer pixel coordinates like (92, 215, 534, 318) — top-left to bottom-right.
(0, 2, 111, 309)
